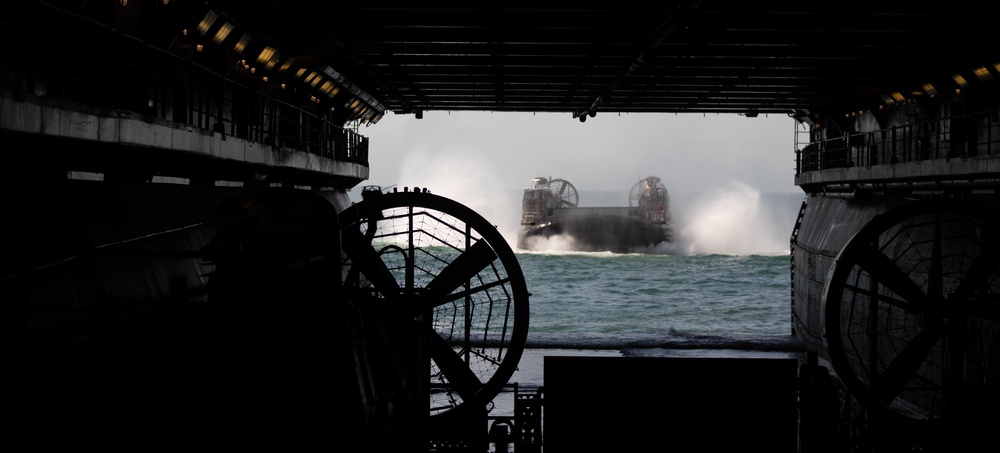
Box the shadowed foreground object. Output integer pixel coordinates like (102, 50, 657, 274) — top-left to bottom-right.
(6, 188, 342, 447)
(544, 356, 799, 452)
(338, 187, 530, 450)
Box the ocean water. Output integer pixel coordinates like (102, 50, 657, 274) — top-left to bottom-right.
(483, 190, 806, 422)
(346, 183, 807, 425)
(505, 188, 805, 344)
(518, 251, 793, 343)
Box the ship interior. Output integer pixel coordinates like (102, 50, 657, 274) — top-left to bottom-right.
(3, 2, 1000, 452)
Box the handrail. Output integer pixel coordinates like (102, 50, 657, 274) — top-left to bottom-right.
(795, 108, 1000, 176)
(0, 7, 368, 167)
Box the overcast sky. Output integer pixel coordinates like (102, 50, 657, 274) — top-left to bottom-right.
(355, 111, 804, 254)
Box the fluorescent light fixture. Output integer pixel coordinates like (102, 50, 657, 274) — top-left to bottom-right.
(234, 33, 251, 53)
(974, 66, 992, 81)
(264, 52, 280, 70)
(213, 22, 233, 44)
(952, 74, 969, 87)
(922, 83, 938, 96)
(890, 91, 905, 102)
(197, 11, 217, 35)
(257, 46, 277, 65)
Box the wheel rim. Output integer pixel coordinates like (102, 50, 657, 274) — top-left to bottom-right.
(823, 199, 1000, 424)
(339, 190, 529, 418)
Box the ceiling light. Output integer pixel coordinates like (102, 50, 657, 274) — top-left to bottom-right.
(974, 66, 993, 81)
(197, 11, 217, 35)
(257, 46, 277, 65)
(234, 33, 251, 53)
(213, 22, 233, 44)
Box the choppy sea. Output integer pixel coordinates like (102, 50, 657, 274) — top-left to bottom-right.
(504, 189, 805, 343)
(518, 251, 792, 342)
(488, 189, 807, 418)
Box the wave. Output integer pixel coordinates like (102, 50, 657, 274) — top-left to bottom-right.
(524, 330, 804, 352)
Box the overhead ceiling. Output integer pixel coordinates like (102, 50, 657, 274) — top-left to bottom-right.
(203, 2, 1000, 120)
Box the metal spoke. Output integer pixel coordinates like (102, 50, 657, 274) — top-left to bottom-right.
(425, 240, 496, 303)
(342, 227, 401, 292)
(853, 245, 931, 310)
(874, 327, 942, 406)
(427, 326, 483, 404)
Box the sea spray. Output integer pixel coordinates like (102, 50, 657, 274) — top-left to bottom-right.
(666, 181, 798, 255)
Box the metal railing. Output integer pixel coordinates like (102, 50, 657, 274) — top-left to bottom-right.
(796, 109, 1000, 176)
(0, 7, 368, 166)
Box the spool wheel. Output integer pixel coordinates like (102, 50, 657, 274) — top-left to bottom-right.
(823, 199, 1000, 425)
(549, 178, 578, 207)
(339, 189, 530, 421)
